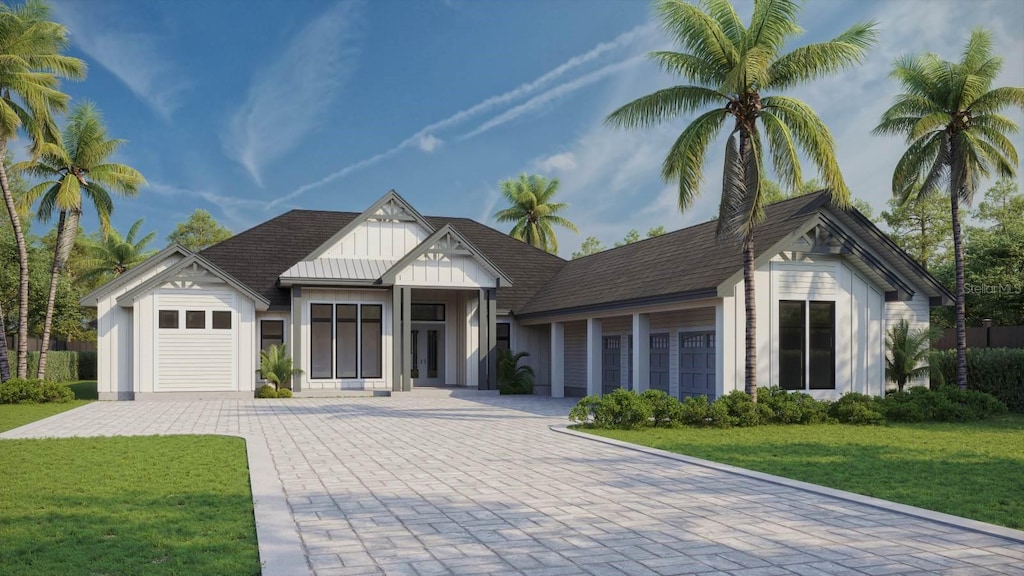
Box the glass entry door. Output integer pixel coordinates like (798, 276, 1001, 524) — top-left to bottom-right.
(411, 324, 445, 386)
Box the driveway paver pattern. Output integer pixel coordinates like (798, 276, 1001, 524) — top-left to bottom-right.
(3, 389, 1022, 576)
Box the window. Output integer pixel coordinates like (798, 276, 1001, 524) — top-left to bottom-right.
(213, 311, 232, 330)
(411, 303, 444, 322)
(261, 320, 284, 351)
(779, 300, 836, 391)
(361, 305, 383, 379)
(159, 310, 179, 329)
(186, 310, 206, 329)
(310, 304, 333, 379)
(496, 323, 510, 352)
(336, 304, 358, 379)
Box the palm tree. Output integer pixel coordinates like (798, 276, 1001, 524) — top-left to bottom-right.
(18, 101, 145, 379)
(606, 0, 876, 401)
(885, 319, 940, 392)
(259, 344, 300, 390)
(0, 0, 85, 379)
(874, 28, 1023, 390)
(78, 218, 157, 285)
(494, 173, 578, 253)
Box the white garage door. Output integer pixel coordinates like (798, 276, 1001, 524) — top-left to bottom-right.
(156, 291, 236, 391)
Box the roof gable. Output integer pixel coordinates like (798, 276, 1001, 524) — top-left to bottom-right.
(117, 253, 270, 311)
(382, 224, 514, 288)
(80, 244, 193, 307)
(304, 190, 434, 261)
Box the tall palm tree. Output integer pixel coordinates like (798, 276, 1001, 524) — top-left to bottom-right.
(874, 28, 1023, 390)
(494, 173, 578, 253)
(78, 218, 157, 285)
(18, 101, 145, 379)
(0, 0, 85, 378)
(606, 0, 876, 401)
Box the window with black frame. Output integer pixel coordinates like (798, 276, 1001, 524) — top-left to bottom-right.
(778, 300, 836, 390)
(310, 304, 333, 379)
(361, 305, 383, 379)
(496, 323, 510, 352)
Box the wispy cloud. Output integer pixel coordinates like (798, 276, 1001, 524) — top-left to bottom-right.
(273, 22, 656, 207)
(417, 134, 443, 153)
(149, 182, 267, 231)
(224, 1, 366, 186)
(53, 1, 189, 120)
(534, 152, 577, 173)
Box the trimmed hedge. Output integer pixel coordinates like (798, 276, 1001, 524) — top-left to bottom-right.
(0, 378, 74, 404)
(932, 348, 1024, 412)
(24, 351, 97, 382)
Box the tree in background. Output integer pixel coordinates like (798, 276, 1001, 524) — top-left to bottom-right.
(571, 236, 605, 259)
(0, 0, 86, 378)
(615, 229, 641, 247)
(885, 318, 939, 392)
(17, 101, 145, 379)
(875, 28, 1023, 390)
(167, 208, 232, 252)
(646, 226, 667, 238)
(879, 192, 952, 271)
(606, 0, 875, 400)
(79, 218, 156, 286)
(494, 174, 577, 254)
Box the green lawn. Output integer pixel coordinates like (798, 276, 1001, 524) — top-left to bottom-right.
(67, 380, 98, 400)
(586, 415, 1024, 529)
(0, 401, 91, 433)
(0, 435, 260, 576)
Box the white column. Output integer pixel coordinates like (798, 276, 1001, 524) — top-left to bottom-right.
(586, 318, 602, 396)
(632, 312, 650, 392)
(550, 322, 564, 398)
(715, 298, 734, 398)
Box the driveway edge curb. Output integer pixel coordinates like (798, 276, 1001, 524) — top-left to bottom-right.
(550, 424, 1024, 545)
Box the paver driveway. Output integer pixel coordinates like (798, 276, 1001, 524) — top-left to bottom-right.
(3, 389, 1023, 576)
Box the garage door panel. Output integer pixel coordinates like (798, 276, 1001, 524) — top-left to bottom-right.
(679, 331, 716, 400)
(156, 290, 236, 392)
(602, 336, 622, 394)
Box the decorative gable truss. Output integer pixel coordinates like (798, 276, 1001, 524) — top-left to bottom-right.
(304, 190, 435, 261)
(116, 254, 270, 311)
(381, 225, 513, 289)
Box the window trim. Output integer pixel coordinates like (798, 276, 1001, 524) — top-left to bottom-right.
(212, 310, 232, 330)
(778, 299, 836, 391)
(308, 300, 386, 381)
(158, 309, 179, 330)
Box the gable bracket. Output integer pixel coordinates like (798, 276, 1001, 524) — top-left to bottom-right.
(817, 215, 915, 301)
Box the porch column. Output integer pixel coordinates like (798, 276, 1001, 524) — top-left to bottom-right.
(715, 299, 732, 399)
(586, 318, 602, 396)
(401, 287, 412, 391)
(478, 289, 488, 389)
(632, 312, 650, 392)
(392, 288, 402, 392)
(291, 287, 303, 392)
(550, 322, 564, 398)
(478, 288, 497, 390)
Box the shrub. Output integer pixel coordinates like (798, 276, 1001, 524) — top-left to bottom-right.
(883, 386, 1007, 422)
(932, 348, 1024, 412)
(760, 387, 831, 424)
(497, 349, 535, 395)
(275, 388, 293, 398)
(717, 390, 767, 427)
(568, 395, 603, 426)
(707, 397, 735, 428)
(829, 393, 884, 425)
(678, 395, 711, 426)
(255, 384, 278, 398)
(593, 389, 652, 429)
(0, 378, 72, 404)
(639, 389, 680, 426)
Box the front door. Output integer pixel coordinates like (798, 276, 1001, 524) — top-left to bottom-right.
(411, 324, 445, 387)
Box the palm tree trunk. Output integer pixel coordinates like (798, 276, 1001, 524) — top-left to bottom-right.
(37, 209, 75, 380)
(950, 193, 968, 390)
(742, 233, 757, 402)
(0, 139, 30, 379)
(0, 302, 10, 382)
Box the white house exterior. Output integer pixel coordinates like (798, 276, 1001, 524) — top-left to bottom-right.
(83, 190, 951, 401)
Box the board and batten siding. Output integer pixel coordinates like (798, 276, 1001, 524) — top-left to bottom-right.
(319, 219, 429, 260)
(393, 254, 498, 288)
(513, 322, 551, 392)
(563, 320, 587, 397)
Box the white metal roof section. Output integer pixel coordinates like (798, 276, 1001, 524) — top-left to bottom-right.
(280, 258, 396, 281)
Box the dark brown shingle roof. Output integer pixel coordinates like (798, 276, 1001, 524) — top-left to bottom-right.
(200, 210, 567, 311)
(517, 192, 831, 316)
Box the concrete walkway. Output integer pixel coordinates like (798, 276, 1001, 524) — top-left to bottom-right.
(3, 389, 1022, 576)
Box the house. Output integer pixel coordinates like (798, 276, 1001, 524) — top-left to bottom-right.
(82, 190, 952, 400)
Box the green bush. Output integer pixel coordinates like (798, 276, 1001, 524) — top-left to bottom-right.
(26, 351, 83, 382)
(883, 386, 1007, 422)
(275, 388, 293, 398)
(678, 395, 711, 426)
(255, 384, 278, 398)
(593, 389, 652, 429)
(829, 393, 884, 425)
(707, 397, 734, 428)
(760, 387, 831, 424)
(568, 395, 603, 426)
(932, 348, 1024, 412)
(497, 349, 535, 395)
(639, 389, 681, 426)
(716, 390, 770, 427)
(0, 378, 73, 404)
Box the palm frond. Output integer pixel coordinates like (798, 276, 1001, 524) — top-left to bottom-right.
(766, 20, 878, 90)
(661, 107, 728, 210)
(605, 85, 728, 130)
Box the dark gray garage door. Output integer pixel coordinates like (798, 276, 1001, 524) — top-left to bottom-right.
(679, 332, 716, 400)
(601, 336, 622, 394)
(650, 333, 670, 394)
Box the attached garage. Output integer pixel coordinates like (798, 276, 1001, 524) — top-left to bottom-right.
(679, 331, 716, 400)
(155, 290, 237, 391)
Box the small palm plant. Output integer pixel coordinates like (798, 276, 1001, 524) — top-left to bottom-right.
(497, 349, 535, 395)
(259, 344, 300, 390)
(885, 319, 941, 392)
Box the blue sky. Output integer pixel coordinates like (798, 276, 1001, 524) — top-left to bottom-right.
(38, 0, 1024, 256)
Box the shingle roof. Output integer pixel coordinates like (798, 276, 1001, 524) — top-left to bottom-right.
(199, 209, 567, 311)
(516, 192, 831, 317)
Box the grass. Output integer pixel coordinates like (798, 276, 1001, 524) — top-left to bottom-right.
(0, 380, 96, 433)
(0, 435, 260, 576)
(586, 414, 1024, 529)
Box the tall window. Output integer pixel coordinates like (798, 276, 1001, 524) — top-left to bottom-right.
(261, 320, 284, 351)
(496, 323, 510, 352)
(310, 304, 333, 379)
(336, 304, 358, 378)
(779, 300, 836, 391)
(361, 305, 383, 379)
